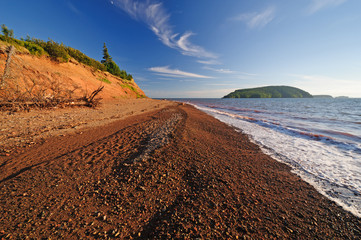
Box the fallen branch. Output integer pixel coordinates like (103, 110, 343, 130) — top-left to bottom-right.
(81, 86, 104, 107)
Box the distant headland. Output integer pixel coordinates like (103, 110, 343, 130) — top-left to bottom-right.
(223, 86, 313, 98)
(313, 95, 333, 98)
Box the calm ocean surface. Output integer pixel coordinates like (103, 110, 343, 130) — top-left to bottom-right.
(174, 98, 361, 217)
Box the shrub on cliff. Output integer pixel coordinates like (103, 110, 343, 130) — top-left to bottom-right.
(66, 47, 106, 71)
(1, 24, 14, 40)
(44, 39, 69, 62)
(23, 41, 45, 56)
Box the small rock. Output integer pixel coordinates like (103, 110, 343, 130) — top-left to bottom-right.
(136, 186, 146, 191)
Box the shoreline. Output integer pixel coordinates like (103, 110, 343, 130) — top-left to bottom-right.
(188, 99, 361, 218)
(0, 102, 360, 238)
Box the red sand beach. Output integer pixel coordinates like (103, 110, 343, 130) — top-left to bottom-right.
(1, 101, 360, 239)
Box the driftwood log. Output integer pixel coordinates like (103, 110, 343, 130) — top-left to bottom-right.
(0, 86, 104, 112)
(1, 45, 16, 88)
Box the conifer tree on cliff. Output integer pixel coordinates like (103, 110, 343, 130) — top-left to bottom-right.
(101, 43, 122, 77)
(1, 24, 14, 40)
(101, 43, 111, 65)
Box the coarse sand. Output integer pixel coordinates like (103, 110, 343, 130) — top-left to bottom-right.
(0, 101, 360, 239)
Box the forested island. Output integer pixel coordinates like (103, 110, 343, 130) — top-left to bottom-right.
(223, 86, 313, 98)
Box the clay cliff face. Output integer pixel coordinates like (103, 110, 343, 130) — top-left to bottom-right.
(0, 43, 146, 101)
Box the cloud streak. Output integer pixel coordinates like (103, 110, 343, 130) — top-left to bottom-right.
(197, 59, 221, 65)
(203, 66, 235, 74)
(308, 0, 347, 14)
(203, 67, 258, 78)
(149, 66, 213, 79)
(111, 0, 216, 59)
(232, 6, 276, 29)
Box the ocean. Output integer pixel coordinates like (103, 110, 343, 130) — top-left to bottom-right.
(174, 98, 361, 217)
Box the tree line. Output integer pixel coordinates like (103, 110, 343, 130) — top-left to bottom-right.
(0, 24, 132, 81)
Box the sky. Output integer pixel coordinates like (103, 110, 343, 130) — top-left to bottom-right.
(2, 0, 361, 98)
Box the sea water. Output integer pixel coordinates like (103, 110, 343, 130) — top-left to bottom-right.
(175, 98, 361, 217)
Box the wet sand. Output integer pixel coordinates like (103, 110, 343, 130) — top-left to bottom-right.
(0, 103, 360, 239)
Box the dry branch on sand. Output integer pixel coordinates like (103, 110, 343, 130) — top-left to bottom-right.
(0, 86, 104, 112)
(81, 86, 104, 107)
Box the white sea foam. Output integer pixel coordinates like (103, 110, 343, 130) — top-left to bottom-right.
(193, 104, 361, 218)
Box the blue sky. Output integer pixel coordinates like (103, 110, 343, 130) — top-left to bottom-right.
(2, 0, 361, 98)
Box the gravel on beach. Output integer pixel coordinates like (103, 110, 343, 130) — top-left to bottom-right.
(0, 102, 360, 239)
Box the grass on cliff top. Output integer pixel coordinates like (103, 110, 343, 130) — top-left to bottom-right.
(118, 82, 146, 98)
(98, 78, 112, 84)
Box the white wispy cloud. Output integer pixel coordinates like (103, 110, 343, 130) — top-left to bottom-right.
(203, 66, 235, 74)
(232, 6, 276, 29)
(206, 83, 235, 86)
(203, 67, 258, 76)
(197, 59, 221, 65)
(111, 0, 216, 59)
(308, 0, 347, 14)
(149, 66, 213, 79)
(238, 72, 258, 76)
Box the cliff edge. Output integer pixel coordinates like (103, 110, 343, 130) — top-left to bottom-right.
(0, 40, 146, 103)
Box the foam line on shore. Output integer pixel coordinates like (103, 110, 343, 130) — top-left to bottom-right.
(190, 102, 361, 218)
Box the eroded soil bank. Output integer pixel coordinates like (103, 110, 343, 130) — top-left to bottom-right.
(0, 104, 360, 239)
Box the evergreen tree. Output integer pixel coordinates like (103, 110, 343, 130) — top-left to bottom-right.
(101, 43, 132, 80)
(101, 43, 112, 65)
(101, 43, 121, 77)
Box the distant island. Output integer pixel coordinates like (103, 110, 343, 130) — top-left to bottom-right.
(313, 95, 333, 98)
(223, 86, 313, 98)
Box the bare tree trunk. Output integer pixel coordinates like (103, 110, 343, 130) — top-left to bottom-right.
(1, 45, 16, 88)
